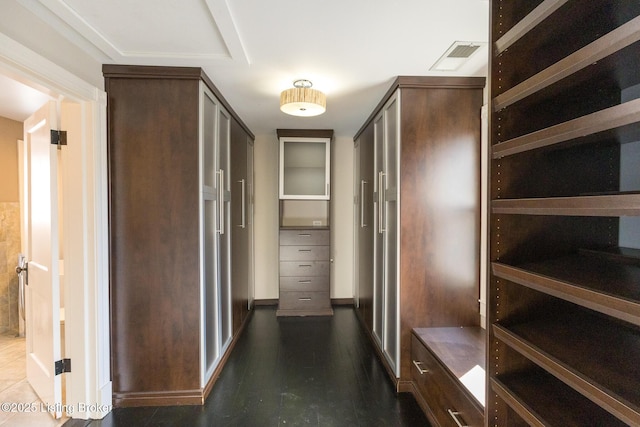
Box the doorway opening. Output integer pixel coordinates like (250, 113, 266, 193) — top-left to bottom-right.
(0, 76, 75, 425)
(0, 32, 112, 421)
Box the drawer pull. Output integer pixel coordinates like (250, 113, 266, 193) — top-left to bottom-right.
(298, 280, 312, 283)
(298, 233, 312, 237)
(412, 360, 429, 375)
(298, 298, 312, 301)
(447, 409, 468, 427)
(298, 264, 312, 267)
(298, 249, 312, 252)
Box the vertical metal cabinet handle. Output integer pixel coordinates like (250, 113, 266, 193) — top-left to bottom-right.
(412, 360, 428, 375)
(447, 409, 468, 427)
(237, 179, 246, 228)
(216, 169, 225, 234)
(377, 171, 383, 234)
(360, 180, 367, 228)
(379, 172, 387, 233)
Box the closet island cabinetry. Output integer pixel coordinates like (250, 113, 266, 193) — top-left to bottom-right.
(353, 76, 485, 407)
(104, 65, 254, 407)
(488, 1, 640, 425)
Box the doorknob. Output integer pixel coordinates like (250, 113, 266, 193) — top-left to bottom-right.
(16, 254, 27, 321)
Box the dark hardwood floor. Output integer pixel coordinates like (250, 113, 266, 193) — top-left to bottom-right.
(64, 305, 430, 426)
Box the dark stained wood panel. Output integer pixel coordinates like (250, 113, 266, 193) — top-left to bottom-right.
(230, 117, 250, 334)
(355, 121, 375, 332)
(107, 75, 202, 397)
(398, 85, 483, 388)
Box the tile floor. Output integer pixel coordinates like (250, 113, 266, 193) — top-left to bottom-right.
(0, 333, 67, 427)
(64, 305, 430, 426)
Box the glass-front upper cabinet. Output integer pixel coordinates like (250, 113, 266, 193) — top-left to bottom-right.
(278, 131, 332, 200)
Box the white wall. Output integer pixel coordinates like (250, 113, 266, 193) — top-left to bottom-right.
(330, 136, 354, 299)
(253, 134, 280, 299)
(253, 133, 354, 300)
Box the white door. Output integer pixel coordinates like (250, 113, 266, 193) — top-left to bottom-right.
(24, 101, 63, 418)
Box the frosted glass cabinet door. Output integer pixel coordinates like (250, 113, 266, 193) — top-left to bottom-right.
(279, 137, 330, 199)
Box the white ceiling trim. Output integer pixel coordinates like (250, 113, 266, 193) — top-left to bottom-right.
(18, 0, 118, 61)
(117, 51, 231, 61)
(203, 0, 250, 64)
(21, 0, 244, 64)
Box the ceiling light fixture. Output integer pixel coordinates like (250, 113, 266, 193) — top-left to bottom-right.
(280, 79, 326, 117)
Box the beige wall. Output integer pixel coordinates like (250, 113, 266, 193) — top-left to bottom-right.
(0, 116, 21, 202)
(0, 116, 22, 333)
(253, 133, 355, 301)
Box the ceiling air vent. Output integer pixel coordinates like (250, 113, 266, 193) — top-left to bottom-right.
(430, 41, 484, 71)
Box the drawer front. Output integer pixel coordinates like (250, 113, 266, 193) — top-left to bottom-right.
(280, 229, 330, 246)
(280, 261, 329, 277)
(411, 335, 483, 427)
(279, 291, 331, 310)
(280, 245, 330, 261)
(280, 276, 329, 292)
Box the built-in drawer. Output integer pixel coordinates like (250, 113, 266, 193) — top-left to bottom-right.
(280, 261, 330, 277)
(280, 245, 330, 261)
(411, 334, 483, 427)
(279, 291, 331, 311)
(280, 276, 329, 292)
(280, 229, 330, 246)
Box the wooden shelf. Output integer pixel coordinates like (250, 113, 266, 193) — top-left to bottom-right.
(492, 193, 640, 216)
(493, 314, 640, 426)
(492, 98, 640, 158)
(492, 249, 640, 326)
(494, 0, 568, 54)
(489, 1, 640, 425)
(493, 2, 640, 100)
(491, 372, 628, 427)
(494, 16, 640, 111)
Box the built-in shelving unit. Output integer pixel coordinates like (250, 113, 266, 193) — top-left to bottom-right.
(488, 1, 640, 425)
(276, 129, 333, 317)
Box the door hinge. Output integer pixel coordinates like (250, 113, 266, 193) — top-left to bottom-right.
(50, 130, 67, 147)
(55, 358, 71, 375)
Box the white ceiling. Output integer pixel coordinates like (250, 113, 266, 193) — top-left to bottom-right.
(3, 0, 489, 137)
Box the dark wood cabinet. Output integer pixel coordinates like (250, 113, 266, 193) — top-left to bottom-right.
(276, 129, 333, 317)
(354, 124, 375, 331)
(488, 2, 640, 425)
(104, 65, 254, 407)
(353, 76, 485, 394)
(277, 228, 332, 316)
(411, 328, 484, 427)
(230, 118, 253, 334)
